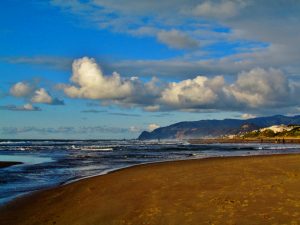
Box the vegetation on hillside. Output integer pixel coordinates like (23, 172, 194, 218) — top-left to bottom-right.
(241, 126, 300, 138)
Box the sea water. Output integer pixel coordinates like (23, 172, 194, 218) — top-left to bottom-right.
(1, 139, 300, 205)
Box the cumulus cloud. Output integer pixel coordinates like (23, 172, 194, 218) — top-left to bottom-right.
(23, 103, 39, 111)
(60, 57, 299, 113)
(227, 68, 290, 108)
(0, 104, 41, 111)
(148, 124, 160, 132)
(165, 67, 298, 111)
(160, 76, 225, 109)
(60, 57, 161, 109)
(9, 82, 64, 106)
(157, 30, 199, 49)
(167, 67, 294, 111)
(59, 57, 159, 109)
(61, 57, 134, 99)
(31, 88, 53, 104)
(10, 82, 33, 97)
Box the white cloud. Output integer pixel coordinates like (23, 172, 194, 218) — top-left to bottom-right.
(49, 0, 244, 51)
(160, 75, 224, 109)
(31, 88, 53, 104)
(191, 0, 246, 19)
(148, 123, 160, 132)
(48, 0, 300, 79)
(60, 57, 162, 110)
(23, 103, 36, 111)
(9, 81, 64, 106)
(59, 57, 164, 108)
(157, 29, 198, 49)
(10, 82, 33, 97)
(61, 57, 134, 100)
(241, 113, 256, 119)
(143, 105, 161, 112)
(60, 57, 300, 113)
(227, 68, 290, 107)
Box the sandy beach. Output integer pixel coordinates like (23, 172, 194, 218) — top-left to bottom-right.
(1, 154, 300, 225)
(0, 161, 21, 168)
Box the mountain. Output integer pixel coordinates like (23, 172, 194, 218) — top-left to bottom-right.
(138, 115, 300, 140)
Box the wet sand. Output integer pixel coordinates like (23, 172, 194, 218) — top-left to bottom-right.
(1, 154, 300, 225)
(0, 161, 21, 168)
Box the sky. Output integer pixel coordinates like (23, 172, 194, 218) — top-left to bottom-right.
(1, 0, 300, 139)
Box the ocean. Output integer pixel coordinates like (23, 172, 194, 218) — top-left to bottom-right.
(1, 139, 300, 205)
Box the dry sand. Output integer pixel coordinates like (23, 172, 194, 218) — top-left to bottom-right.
(1, 154, 300, 225)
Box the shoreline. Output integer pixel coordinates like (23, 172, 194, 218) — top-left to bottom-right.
(0, 152, 293, 207)
(57, 151, 300, 186)
(2, 150, 294, 207)
(0, 161, 22, 168)
(2, 154, 300, 224)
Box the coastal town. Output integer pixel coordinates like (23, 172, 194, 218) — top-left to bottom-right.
(190, 124, 300, 144)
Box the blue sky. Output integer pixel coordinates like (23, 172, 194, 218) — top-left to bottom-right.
(1, 0, 300, 139)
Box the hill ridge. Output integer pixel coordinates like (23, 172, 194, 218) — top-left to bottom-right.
(138, 115, 300, 140)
